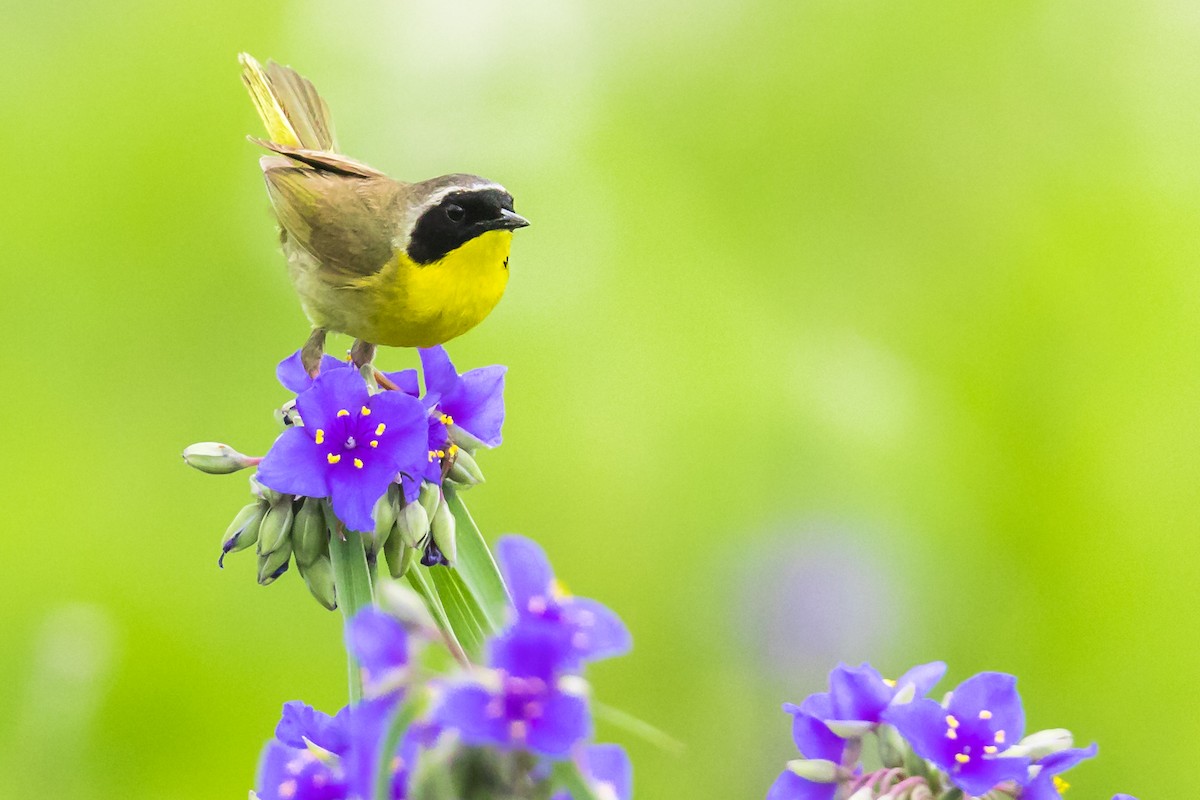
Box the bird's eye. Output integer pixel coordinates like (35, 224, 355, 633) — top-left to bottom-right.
(445, 204, 465, 223)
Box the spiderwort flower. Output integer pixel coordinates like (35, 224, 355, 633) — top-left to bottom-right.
(419, 345, 506, 448)
(883, 671, 1030, 796)
(435, 617, 591, 758)
(767, 709, 847, 800)
(800, 661, 946, 735)
(1023, 744, 1098, 800)
(257, 368, 428, 532)
(497, 536, 631, 667)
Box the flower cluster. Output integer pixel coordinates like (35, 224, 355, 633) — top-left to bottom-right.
(253, 536, 632, 800)
(184, 346, 504, 606)
(768, 663, 1133, 800)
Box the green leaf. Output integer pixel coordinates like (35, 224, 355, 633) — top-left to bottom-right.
(406, 567, 470, 666)
(594, 701, 685, 755)
(430, 565, 486, 658)
(550, 760, 601, 800)
(443, 486, 510, 631)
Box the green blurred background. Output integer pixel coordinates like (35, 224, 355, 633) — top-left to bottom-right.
(1, 0, 1192, 796)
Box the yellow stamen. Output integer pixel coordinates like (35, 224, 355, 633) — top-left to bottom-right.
(428, 450, 437, 462)
(994, 730, 1006, 744)
(353, 458, 364, 469)
(448, 443, 459, 457)
(440, 413, 454, 425)
(1053, 776, 1070, 793)
(370, 440, 378, 448)
(327, 453, 341, 464)
(946, 729, 957, 740)
(954, 753, 970, 764)
(361, 406, 371, 416)
(314, 429, 325, 444)
(882, 678, 896, 687)
(979, 710, 993, 720)
(375, 423, 386, 436)
(984, 745, 997, 754)
(945, 715, 959, 729)
(337, 409, 350, 418)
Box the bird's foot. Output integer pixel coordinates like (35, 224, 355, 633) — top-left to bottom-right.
(301, 328, 328, 378)
(350, 339, 377, 370)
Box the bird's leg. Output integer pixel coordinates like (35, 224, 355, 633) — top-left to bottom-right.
(350, 338, 377, 370)
(301, 327, 328, 377)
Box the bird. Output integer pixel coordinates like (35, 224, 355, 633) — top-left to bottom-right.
(238, 53, 529, 374)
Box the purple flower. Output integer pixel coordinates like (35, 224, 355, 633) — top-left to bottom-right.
(419, 346, 505, 448)
(435, 618, 591, 758)
(767, 709, 846, 800)
(257, 368, 428, 532)
(346, 609, 409, 697)
(552, 744, 632, 800)
(277, 350, 419, 397)
(1022, 744, 1098, 800)
(883, 672, 1030, 797)
(801, 661, 946, 731)
(497, 536, 631, 667)
(257, 697, 416, 800)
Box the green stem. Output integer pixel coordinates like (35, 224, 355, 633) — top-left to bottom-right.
(550, 760, 601, 800)
(328, 515, 374, 704)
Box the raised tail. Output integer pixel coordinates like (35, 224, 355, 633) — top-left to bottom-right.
(238, 53, 337, 152)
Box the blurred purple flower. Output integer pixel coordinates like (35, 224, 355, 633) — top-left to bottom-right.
(277, 349, 419, 397)
(884, 672, 1030, 796)
(257, 368, 427, 532)
(435, 618, 591, 758)
(497, 535, 630, 668)
(800, 661, 945, 731)
(346, 608, 409, 697)
(552, 744, 632, 800)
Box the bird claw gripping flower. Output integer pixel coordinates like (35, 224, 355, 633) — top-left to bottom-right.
(767, 663, 1134, 800)
(183, 345, 507, 607)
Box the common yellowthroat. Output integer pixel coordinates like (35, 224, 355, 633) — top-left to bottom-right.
(239, 54, 529, 373)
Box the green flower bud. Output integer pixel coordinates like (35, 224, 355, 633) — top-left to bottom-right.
(877, 723, 908, 769)
(258, 542, 291, 585)
(291, 497, 326, 567)
(1006, 728, 1073, 760)
(183, 442, 256, 474)
(397, 500, 430, 549)
(374, 489, 398, 546)
(430, 497, 457, 565)
(445, 448, 485, 486)
(298, 555, 336, 610)
(221, 502, 265, 563)
(250, 474, 285, 505)
(418, 481, 441, 520)
(785, 758, 840, 783)
(383, 524, 418, 579)
(377, 579, 436, 631)
(824, 720, 873, 739)
(274, 399, 301, 430)
(257, 499, 295, 556)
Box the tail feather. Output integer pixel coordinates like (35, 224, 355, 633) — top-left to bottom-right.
(239, 53, 337, 152)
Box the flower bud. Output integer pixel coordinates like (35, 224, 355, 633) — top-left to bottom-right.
(274, 399, 301, 429)
(374, 489, 398, 547)
(383, 524, 416, 578)
(446, 449, 485, 486)
(291, 497, 326, 568)
(258, 546, 291, 585)
(377, 579, 437, 631)
(430, 498, 457, 565)
(257, 499, 295, 556)
(397, 500, 430, 549)
(877, 723, 908, 769)
(220, 502, 265, 567)
(1006, 728, 1073, 760)
(183, 442, 256, 474)
(785, 759, 840, 783)
(418, 481, 441, 520)
(298, 555, 336, 610)
(250, 474, 285, 505)
(824, 720, 873, 739)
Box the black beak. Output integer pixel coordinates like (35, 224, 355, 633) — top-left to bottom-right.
(496, 208, 530, 230)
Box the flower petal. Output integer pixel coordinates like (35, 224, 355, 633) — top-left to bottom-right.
(828, 663, 892, 723)
(883, 698, 954, 767)
(435, 683, 508, 747)
(256, 427, 330, 498)
(497, 536, 555, 611)
(346, 608, 408, 690)
(952, 755, 1030, 797)
(947, 672, 1025, 745)
(490, 617, 576, 681)
(582, 744, 632, 800)
(766, 770, 836, 800)
(894, 661, 947, 700)
(329, 467, 391, 533)
(528, 691, 591, 758)
(274, 701, 338, 750)
(256, 740, 347, 800)
(296, 367, 371, 434)
(562, 597, 631, 661)
(1037, 743, 1098, 776)
(444, 365, 506, 447)
(784, 709, 844, 762)
(381, 368, 420, 397)
(418, 346, 460, 399)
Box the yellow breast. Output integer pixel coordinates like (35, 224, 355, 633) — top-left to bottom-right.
(361, 230, 512, 348)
